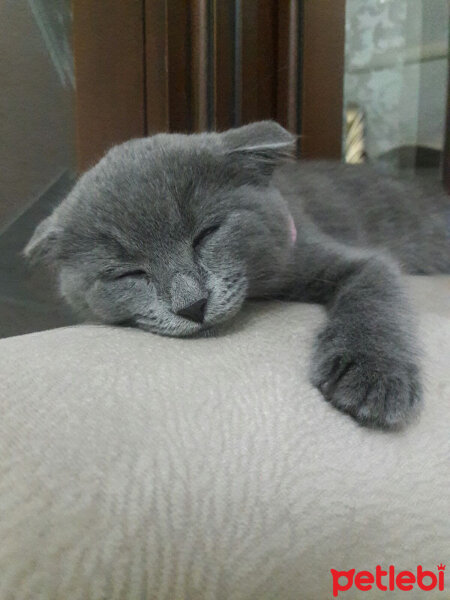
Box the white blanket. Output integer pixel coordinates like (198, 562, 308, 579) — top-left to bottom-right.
(0, 276, 449, 599)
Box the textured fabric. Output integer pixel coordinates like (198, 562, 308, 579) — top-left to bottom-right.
(0, 276, 449, 600)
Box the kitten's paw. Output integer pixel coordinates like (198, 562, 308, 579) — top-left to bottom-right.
(311, 332, 422, 429)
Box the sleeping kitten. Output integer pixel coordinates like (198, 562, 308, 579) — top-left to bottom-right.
(25, 121, 450, 428)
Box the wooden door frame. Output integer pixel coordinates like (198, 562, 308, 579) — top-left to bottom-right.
(72, 0, 347, 171)
(300, 0, 346, 159)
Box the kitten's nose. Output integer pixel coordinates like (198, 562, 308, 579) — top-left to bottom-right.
(176, 297, 208, 323)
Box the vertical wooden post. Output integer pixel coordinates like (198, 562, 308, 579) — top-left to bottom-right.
(300, 0, 346, 159)
(191, 0, 210, 131)
(212, 0, 236, 130)
(276, 0, 300, 137)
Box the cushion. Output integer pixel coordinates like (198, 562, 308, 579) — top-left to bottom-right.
(0, 276, 449, 599)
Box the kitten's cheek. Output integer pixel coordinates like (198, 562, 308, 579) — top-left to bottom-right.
(85, 280, 154, 323)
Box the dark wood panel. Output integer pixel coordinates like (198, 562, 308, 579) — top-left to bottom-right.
(167, 0, 192, 132)
(73, 0, 145, 172)
(300, 0, 346, 159)
(212, 0, 235, 130)
(255, 0, 277, 121)
(145, 0, 169, 134)
(240, 0, 277, 124)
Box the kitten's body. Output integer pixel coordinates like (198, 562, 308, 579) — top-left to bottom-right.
(25, 122, 450, 429)
(278, 161, 449, 275)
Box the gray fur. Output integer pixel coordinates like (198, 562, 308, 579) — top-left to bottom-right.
(24, 121, 450, 429)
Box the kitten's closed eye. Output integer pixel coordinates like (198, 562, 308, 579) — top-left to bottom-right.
(193, 225, 220, 249)
(113, 269, 147, 280)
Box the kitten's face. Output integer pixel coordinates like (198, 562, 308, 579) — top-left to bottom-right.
(25, 122, 295, 336)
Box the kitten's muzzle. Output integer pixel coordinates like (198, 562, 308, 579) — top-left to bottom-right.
(175, 297, 208, 324)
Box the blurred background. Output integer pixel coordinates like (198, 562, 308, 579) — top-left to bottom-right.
(0, 0, 449, 338)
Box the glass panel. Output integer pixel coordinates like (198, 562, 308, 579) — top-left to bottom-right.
(0, 0, 76, 337)
(343, 0, 449, 178)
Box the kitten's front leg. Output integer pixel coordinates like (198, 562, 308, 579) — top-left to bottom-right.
(287, 231, 422, 428)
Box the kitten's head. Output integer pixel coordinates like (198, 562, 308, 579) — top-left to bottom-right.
(25, 121, 296, 336)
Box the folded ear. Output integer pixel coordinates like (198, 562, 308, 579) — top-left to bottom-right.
(23, 212, 62, 265)
(221, 120, 296, 181)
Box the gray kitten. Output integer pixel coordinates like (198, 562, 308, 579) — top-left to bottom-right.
(25, 121, 450, 428)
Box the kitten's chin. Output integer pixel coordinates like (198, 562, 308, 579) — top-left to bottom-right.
(134, 303, 244, 338)
(134, 317, 204, 338)
(133, 317, 231, 338)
